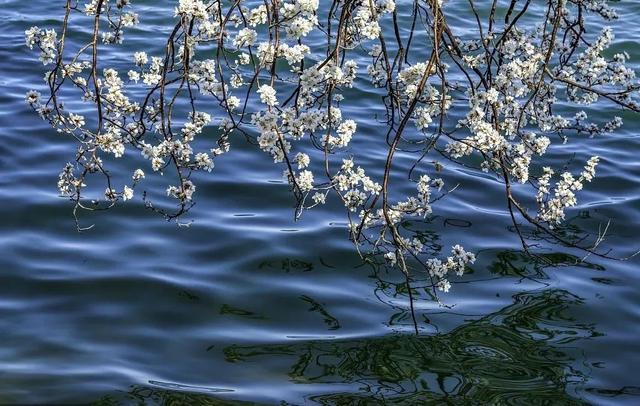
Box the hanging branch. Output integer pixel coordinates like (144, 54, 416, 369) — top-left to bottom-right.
(24, 0, 640, 332)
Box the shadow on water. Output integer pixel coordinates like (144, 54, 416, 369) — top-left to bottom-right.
(93, 386, 251, 406)
(89, 249, 637, 405)
(90, 288, 591, 405)
(222, 289, 592, 405)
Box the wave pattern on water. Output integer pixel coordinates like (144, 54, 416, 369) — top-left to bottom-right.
(0, 1, 640, 405)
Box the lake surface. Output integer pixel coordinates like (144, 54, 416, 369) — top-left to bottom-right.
(1, 1, 640, 404)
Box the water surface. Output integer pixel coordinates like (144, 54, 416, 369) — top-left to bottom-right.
(1, 1, 639, 404)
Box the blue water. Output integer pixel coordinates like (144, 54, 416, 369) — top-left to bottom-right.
(1, 1, 640, 404)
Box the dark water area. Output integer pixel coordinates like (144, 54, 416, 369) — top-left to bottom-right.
(1, 0, 639, 404)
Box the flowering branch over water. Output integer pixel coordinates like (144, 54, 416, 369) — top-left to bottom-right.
(24, 0, 640, 319)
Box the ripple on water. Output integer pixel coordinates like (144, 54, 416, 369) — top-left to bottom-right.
(0, 0, 640, 404)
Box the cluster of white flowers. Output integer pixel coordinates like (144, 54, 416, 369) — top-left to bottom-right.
(57, 163, 79, 197)
(252, 111, 287, 162)
(349, 0, 396, 41)
(234, 28, 257, 48)
(582, 0, 619, 20)
(190, 59, 225, 97)
(425, 245, 476, 293)
(334, 158, 381, 212)
(295, 152, 310, 169)
(181, 111, 211, 141)
(280, 0, 319, 39)
(329, 120, 357, 148)
(257, 84, 278, 107)
(538, 156, 600, 225)
(167, 180, 196, 202)
(295, 170, 315, 192)
(279, 43, 310, 70)
(174, 0, 209, 20)
(358, 172, 443, 233)
(25, 26, 57, 64)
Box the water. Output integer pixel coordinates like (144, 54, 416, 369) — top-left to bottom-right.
(1, 1, 640, 404)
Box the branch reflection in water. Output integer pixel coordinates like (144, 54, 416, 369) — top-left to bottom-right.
(93, 244, 620, 405)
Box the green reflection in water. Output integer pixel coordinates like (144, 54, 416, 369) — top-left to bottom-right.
(220, 304, 267, 320)
(485, 250, 605, 288)
(222, 289, 593, 405)
(93, 385, 254, 406)
(92, 249, 622, 405)
(300, 295, 342, 331)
